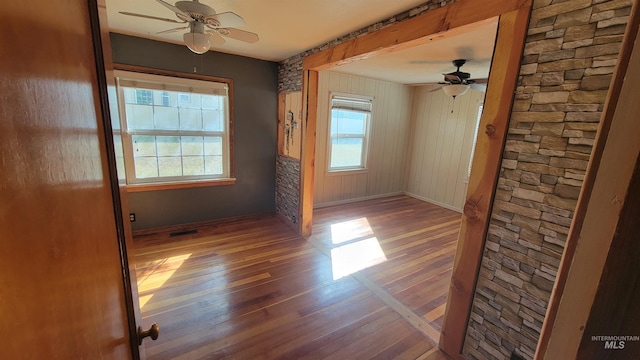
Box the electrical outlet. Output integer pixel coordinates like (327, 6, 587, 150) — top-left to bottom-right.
(129, 213, 136, 222)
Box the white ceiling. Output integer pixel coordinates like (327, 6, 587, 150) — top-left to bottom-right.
(105, 0, 498, 84)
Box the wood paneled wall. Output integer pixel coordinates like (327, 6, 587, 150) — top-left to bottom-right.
(406, 86, 485, 211)
(314, 71, 412, 206)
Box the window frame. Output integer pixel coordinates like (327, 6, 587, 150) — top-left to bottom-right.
(327, 92, 373, 173)
(113, 66, 235, 191)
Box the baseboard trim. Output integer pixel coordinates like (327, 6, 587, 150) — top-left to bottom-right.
(313, 192, 404, 209)
(131, 212, 277, 238)
(404, 192, 463, 213)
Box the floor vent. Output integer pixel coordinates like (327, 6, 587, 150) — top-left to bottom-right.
(169, 229, 198, 237)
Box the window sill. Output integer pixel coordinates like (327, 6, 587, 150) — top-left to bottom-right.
(126, 178, 236, 193)
(326, 169, 368, 177)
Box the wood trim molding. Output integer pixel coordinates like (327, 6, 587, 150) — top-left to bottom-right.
(535, 1, 640, 358)
(298, 0, 533, 357)
(440, 6, 532, 356)
(303, 0, 527, 71)
(125, 178, 236, 193)
(113, 63, 232, 85)
(300, 69, 318, 236)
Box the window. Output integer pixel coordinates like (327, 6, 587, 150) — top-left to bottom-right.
(135, 89, 153, 105)
(114, 70, 233, 188)
(328, 94, 372, 171)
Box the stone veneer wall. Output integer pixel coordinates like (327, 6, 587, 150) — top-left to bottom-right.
(275, 0, 453, 226)
(464, 0, 633, 359)
(275, 0, 633, 359)
(275, 156, 300, 225)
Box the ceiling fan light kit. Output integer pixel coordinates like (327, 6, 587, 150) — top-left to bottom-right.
(121, 0, 259, 54)
(431, 59, 487, 99)
(442, 84, 469, 98)
(183, 31, 211, 54)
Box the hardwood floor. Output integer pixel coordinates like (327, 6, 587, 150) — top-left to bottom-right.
(133, 196, 456, 359)
(311, 195, 461, 343)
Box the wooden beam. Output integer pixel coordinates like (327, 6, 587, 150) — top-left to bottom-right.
(535, 1, 640, 358)
(300, 70, 318, 237)
(438, 6, 532, 356)
(303, 0, 528, 71)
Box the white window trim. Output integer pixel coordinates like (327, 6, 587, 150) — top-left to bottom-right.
(114, 70, 233, 188)
(327, 92, 373, 173)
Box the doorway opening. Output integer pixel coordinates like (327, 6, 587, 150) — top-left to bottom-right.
(298, 2, 532, 356)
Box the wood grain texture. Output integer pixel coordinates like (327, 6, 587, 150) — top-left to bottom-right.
(278, 91, 303, 159)
(303, 0, 526, 71)
(0, 0, 132, 358)
(311, 195, 461, 345)
(314, 71, 412, 206)
(439, 6, 532, 356)
(300, 2, 532, 354)
(407, 86, 486, 211)
(133, 212, 453, 359)
(301, 70, 319, 236)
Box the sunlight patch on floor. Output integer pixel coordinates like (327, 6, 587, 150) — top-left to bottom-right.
(329, 217, 387, 280)
(330, 217, 374, 245)
(137, 253, 191, 308)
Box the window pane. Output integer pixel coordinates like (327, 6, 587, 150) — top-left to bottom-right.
(135, 89, 152, 105)
(181, 136, 204, 156)
(183, 156, 204, 175)
(332, 109, 366, 135)
(204, 137, 222, 156)
(126, 104, 154, 130)
(134, 157, 158, 179)
(132, 135, 156, 157)
(154, 107, 179, 130)
(179, 108, 203, 130)
(330, 137, 363, 168)
(158, 156, 182, 177)
(205, 155, 223, 175)
(203, 110, 223, 131)
(156, 136, 180, 156)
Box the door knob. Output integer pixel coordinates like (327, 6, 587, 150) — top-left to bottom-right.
(137, 323, 159, 345)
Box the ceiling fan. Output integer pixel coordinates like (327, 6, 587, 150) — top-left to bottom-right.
(120, 0, 259, 54)
(431, 59, 487, 98)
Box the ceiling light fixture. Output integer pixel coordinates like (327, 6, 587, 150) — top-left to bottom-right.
(442, 84, 470, 98)
(183, 23, 211, 54)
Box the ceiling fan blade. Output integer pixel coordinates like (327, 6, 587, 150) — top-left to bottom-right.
(119, 11, 185, 23)
(157, 26, 189, 34)
(155, 0, 192, 19)
(205, 31, 226, 46)
(205, 12, 246, 28)
(217, 28, 259, 43)
(428, 85, 445, 92)
(444, 73, 462, 83)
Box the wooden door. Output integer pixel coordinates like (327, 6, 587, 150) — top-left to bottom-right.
(0, 0, 136, 358)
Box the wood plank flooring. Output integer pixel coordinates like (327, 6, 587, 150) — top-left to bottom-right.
(310, 195, 462, 342)
(133, 197, 456, 359)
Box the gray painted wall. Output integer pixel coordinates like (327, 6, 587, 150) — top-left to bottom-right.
(110, 33, 278, 231)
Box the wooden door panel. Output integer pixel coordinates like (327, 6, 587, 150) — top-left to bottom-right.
(0, 0, 132, 358)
